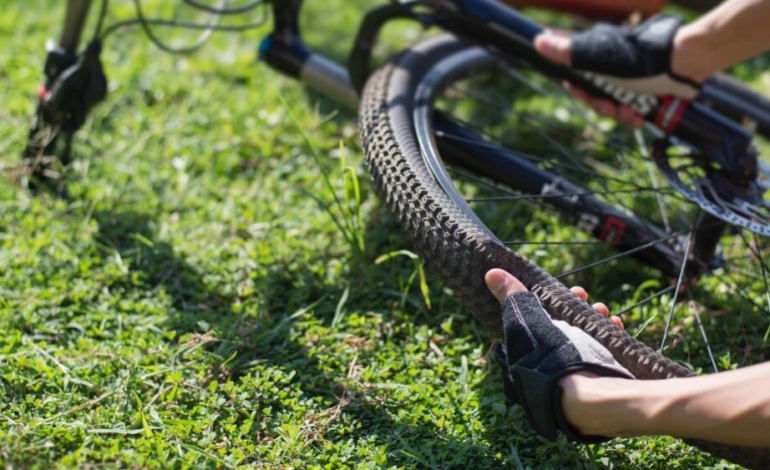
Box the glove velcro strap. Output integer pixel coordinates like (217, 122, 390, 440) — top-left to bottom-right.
(571, 13, 683, 78)
(511, 362, 634, 444)
(509, 366, 560, 440)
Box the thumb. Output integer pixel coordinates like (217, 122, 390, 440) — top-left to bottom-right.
(485, 269, 528, 304)
(533, 30, 572, 65)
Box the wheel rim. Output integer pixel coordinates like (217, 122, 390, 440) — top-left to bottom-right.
(412, 46, 770, 371)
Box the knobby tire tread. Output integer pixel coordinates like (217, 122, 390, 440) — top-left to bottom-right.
(358, 34, 770, 469)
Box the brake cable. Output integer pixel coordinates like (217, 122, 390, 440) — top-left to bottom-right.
(96, 0, 269, 53)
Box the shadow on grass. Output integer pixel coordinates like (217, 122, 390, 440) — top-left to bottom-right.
(93, 209, 235, 335)
(91, 206, 518, 468)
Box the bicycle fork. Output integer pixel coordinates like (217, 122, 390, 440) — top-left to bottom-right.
(258, 0, 358, 110)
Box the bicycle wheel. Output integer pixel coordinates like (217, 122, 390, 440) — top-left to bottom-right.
(359, 34, 770, 468)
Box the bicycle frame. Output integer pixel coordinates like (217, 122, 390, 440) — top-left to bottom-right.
(48, 0, 770, 276)
(257, 0, 762, 274)
(266, 0, 757, 178)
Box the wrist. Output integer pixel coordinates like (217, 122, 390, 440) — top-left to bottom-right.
(671, 24, 717, 84)
(559, 373, 662, 438)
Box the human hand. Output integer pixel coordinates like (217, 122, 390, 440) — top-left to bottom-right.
(485, 268, 633, 442)
(533, 14, 704, 128)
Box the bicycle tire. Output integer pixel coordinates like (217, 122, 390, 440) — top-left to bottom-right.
(359, 34, 770, 469)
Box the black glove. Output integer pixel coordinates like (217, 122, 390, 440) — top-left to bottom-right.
(571, 13, 700, 100)
(496, 291, 634, 443)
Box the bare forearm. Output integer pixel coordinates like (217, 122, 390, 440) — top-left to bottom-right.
(673, 0, 770, 82)
(560, 362, 770, 447)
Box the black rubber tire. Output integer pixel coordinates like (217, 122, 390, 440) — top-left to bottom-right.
(359, 34, 770, 469)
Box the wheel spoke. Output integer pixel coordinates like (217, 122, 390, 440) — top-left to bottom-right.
(739, 231, 770, 277)
(424, 46, 770, 374)
(716, 270, 770, 316)
(450, 74, 636, 153)
(556, 229, 688, 280)
(441, 127, 687, 199)
(464, 187, 677, 203)
(750, 232, 770, 340)
(636, 129, 673, 233)
(503, 240, 603, 246)
(449, 102, 640, 178)
(659, 233, 693, 353)
(686, 285, 719, 373)
(615, 284, 677, 317)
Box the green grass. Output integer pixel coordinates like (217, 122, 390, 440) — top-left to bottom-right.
(0, 1, 767, 469)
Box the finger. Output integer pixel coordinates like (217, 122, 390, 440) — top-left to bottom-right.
(570, 286, 588, 302)
(534, 30, 572, 65)
(547, 29, 572, 39)
(564, 83, 589, 101)
(485, 268, 528, 304)
(617, 105, 644, 129)
(610, 316, 626, 331)
(592, 302, 610, 317)
(566, 84, 646, 128)
(587, 96, 620, 120)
